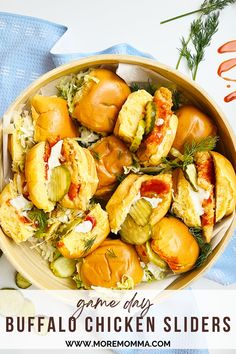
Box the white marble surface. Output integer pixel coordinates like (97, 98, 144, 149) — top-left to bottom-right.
(0, 0, 236, 352)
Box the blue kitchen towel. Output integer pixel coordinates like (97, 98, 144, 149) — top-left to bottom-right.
(0, 12, 235, 289)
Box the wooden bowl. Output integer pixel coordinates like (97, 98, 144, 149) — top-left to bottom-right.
(0, 55, 235, 290)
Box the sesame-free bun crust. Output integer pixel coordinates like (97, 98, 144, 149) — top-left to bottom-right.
(80, 239, 143, 288)
(31, 95, 78, 143)
(210, 151, 236, 222)
(151, 216, 200, 273)
(73, 69, 131, 133)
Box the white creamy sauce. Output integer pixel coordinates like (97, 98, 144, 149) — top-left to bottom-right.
(156, 118, 164, 126)
(47, 140, 63, 180)
(74, 220, 93, 233)
(10, 195, 33, 211)
(142, 262, 163, 282)
(142, 196, 162, 208)
(189, 187, 210, 216)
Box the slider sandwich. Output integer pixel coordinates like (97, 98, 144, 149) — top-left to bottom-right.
(106, 173, 172, 244)
(114, 87, 178, 165)
(172, 151, 236, 242)
(25, 138, 98, 212)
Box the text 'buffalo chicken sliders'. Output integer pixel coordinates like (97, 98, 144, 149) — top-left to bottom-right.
(79, 239, 143, 288)
(172, 151, 236, 242)
(72, 69, 131, 133)
(114, 87, 178, 165)
(25, 138, 98, 212)
(90, 135, 133, 198)
(106, 173, 172, 244)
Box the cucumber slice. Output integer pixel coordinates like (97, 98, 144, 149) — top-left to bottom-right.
(120, 215, 151, 245)
(15, 272, 32, 289)
(145, 101, 156, 135)
(146, 241, 167, 269)
(130, 120, 146, 152)
(50, 256, 77, 278)
(48, 165, 71, 202)
(184, 163, 198, 192)
(129, 198, 152, 226)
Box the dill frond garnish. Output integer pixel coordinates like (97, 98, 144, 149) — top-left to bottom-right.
(189, 227, 212, 268)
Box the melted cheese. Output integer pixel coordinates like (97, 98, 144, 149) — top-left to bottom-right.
(74, 220, 93, 233)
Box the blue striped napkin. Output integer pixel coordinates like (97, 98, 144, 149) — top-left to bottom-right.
(0, 12, 235, 353)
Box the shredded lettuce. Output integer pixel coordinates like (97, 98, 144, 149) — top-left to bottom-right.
(116, 275, 135, 290)
(76, 126, 100, 147)
(73, 274, 86, 289)
(141, 262, 166, 283)
(57, 70, 99, 114)
(123, 164, 140, 175)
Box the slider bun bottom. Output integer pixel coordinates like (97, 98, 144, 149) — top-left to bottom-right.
(106, 173, 172, 233)
(151, 217, 200, 273)
(172, 168, 201, 227)
(210, 151, 236, 222)
(0, 181, 35, 243)
(25, 142, 55, 212)
(80, 239, 143, 288)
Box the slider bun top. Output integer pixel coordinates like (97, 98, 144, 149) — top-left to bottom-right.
(106, 173, 172, 233)
(210, 151, 236, 222)
(0, 180, 35, 243)
(173, 105, 217, 153)
(25, 141, 55, 212)
(60, 139, 98, 210)
(171, 168, 202, 228)
(114, 89, 153, 143)
(80, 238, 143, 288)
(57, 204, 110, 259)
(90, 135, 133, 199)
(73, 69, 131, 133)
(151, 216, 200, 273)
(31, 95, 78, 143)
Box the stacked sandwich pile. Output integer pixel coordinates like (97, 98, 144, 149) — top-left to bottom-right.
(0, 68, 235, 289)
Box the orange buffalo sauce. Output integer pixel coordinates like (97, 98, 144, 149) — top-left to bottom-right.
(140, 179, 170, 198)
(68, 183, 80, 201)
(217, 40, 236, 102)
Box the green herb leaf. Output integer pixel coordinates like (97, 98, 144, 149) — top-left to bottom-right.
(106, 248, 117, 258)
(92, 151, 100, 161)
(130, 83, 140, 92)
(189, 227, 212, 268)
(82, 236, 96, 255)
(183, 136, 218, 164)
(28, 208, 48, 237)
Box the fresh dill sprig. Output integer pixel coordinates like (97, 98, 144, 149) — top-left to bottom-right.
(106, 248, 117, 258)
(160, 0, 236, 24)
(180, 13, 219, 80)
(183, 136, 218, 166)
(82, 236, 96, 255)
(130, 82, 140, 92)
(92, 151, 100, 161)
(189, 227, 212, 268)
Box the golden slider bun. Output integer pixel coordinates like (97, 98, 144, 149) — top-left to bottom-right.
(73, 69, 131, 133)
(151, 217, 200, 273)
(106, 173, 172, 233)
(137, 114, 178, 166)
(31, 95, 78, 143)
(57, 204, 110, 259)
(114, 89, 153, 143)
(90, 135, 133, 198)
(173, 105, 217, 153)
(25, 141, 55, 212)
(60, 139, 98, 209)
(0, 180, 35, 243)
(171, 168, 202, 228)
(80, 239, 143, 288)
(210, 151, 236, 222)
